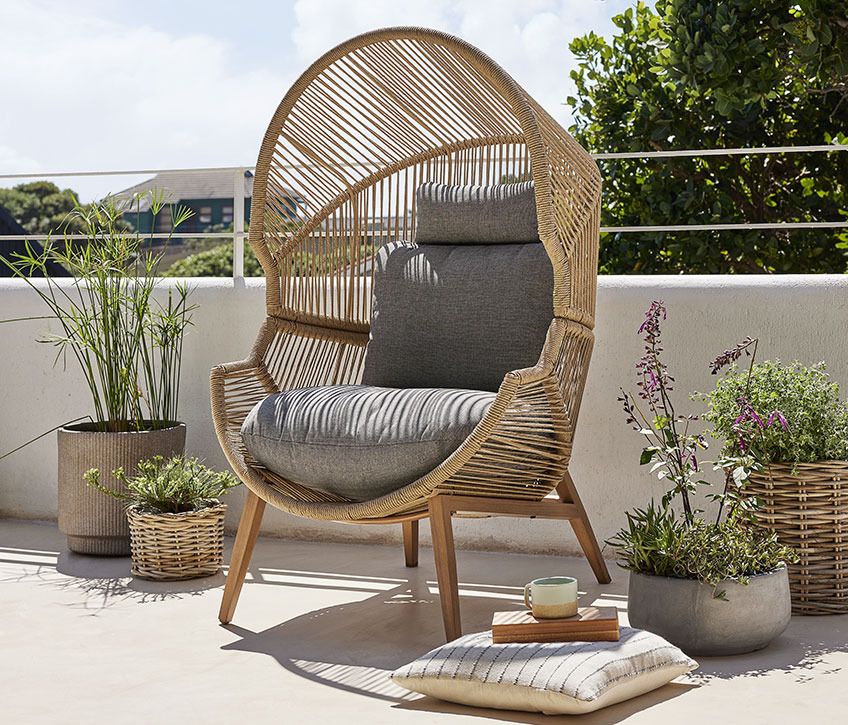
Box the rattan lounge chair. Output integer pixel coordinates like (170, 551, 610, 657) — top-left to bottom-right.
(212, 27, 609, 641)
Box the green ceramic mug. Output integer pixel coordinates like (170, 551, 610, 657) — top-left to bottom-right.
(524, 576, 579, 619)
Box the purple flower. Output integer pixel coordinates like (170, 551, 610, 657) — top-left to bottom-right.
(709, 336, 757, 375)
(768, 410, 789, 430)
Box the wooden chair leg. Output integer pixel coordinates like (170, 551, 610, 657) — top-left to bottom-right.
(402, 520, 419, 567)
(429, 497, 461, 641)
(556, 471, 611, 584)
(219, 489, 266, 624)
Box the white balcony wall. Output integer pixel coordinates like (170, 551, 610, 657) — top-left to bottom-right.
(2, 275, 848, 558)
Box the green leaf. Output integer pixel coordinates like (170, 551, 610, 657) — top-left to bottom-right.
(640, 448, 654, 465)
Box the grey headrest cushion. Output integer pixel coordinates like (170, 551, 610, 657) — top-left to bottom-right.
(414, 181, 538, 244)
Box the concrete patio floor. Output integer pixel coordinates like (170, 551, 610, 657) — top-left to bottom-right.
(2, 518, 846, 724)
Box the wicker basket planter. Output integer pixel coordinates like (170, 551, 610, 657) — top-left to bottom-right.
(127, 503, 227, 580)
(747, 462, 848, 615)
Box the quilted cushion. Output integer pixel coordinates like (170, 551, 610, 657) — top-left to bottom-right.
(391, 627, 698, 716)
(361, 242, 553, 391)
(414, 182, 538, 243)
(241, 385, 495, 501)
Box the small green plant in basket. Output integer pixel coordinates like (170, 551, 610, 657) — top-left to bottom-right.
(85, 456, 241, 580)
(85, 455, 240, 514)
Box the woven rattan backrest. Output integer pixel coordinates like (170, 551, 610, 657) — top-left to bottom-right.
(248, 27, 601, 345)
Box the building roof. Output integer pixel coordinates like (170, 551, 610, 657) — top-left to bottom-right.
(112, 170, 272, 212)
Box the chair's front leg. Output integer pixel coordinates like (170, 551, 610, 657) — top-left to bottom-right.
(219, 489, 266, 624)
(428, 496, 461, 641)
(557, 471, 611, 584)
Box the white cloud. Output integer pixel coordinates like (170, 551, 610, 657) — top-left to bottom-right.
(0, 0, 630, 200)
(0, 2, 292, 199)
(291, 0, 453, 63)
(291, 0, 625, 128)
(0, 146, 41, 175)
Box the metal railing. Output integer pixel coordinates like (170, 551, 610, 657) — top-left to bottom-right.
(1, 145, 845, 279)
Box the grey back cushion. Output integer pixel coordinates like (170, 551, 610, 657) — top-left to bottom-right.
(414, 181, 538, 244)
(361, 241, 554, 392)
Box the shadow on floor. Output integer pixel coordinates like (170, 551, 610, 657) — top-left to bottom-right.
(0, 543, 222, 610)
(393, 683, 696, 724)
(55, 551, 224, 608)
(220, 567, 698, 723)
(218, 543, 848, 721)
(5, 523, 847, 718)
(687, 619, 848, 684)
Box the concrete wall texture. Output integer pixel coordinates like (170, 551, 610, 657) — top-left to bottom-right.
(3, 275, 848, 558)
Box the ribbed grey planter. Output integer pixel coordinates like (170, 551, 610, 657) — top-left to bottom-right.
(628, 567, 791, 656)
(57, 422, 186, 555)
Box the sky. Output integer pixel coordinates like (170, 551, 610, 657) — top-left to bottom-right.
(0, 0, 635, 201)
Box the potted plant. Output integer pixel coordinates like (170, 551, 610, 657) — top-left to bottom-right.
(85, 455, 239, 580)
(704, 356, 848, 614)
(610, 301, 796, 656)
(3, 192, 195, 555)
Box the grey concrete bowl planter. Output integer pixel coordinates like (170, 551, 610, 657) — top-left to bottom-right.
(628, 567, 791, 656)
(57, 422, 186, 556)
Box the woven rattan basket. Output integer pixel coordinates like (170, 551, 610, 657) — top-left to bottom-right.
(747, 462, 848, 615)
(127, 503, 227, 581)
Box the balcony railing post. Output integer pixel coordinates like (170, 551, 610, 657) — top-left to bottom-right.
(233, 168, 245, 280)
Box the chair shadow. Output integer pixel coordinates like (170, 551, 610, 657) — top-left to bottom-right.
(221, 569, 464, 702)
(218, 549, 848, 720)
(220, 567, 697, 722)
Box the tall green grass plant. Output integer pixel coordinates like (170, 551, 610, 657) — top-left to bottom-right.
(3, 191, 195, 433)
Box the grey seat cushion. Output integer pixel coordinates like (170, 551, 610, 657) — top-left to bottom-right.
(241, 385, 495, 501)
(415, 181, 538, 243)
(361, 242, 554, 391)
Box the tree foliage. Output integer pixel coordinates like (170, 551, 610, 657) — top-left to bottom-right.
(568, 0, 848, 273)
(165, 242, 263, 277)
(0, 181, 135, 237)
(0, 181, 87, 235)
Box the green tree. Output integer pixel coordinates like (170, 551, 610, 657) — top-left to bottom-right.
(165, 243, 264, 277)
(568, 0, 848, 273)
(0, 181, 87, 235)
(0, 181, 136, 238)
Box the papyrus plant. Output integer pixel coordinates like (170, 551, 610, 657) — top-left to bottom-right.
(3, 191, 195, 434)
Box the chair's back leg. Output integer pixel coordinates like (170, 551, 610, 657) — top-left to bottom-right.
(557, 471, 611, 584)
(429, 497, 462, 641)
(219, 490, 266, 624)
(402, 520, 419, 567)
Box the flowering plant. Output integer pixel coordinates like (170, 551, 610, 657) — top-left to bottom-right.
(618, 301, 707, 524)
(610, 301, 795, 592)
(705, 356, 848, 466)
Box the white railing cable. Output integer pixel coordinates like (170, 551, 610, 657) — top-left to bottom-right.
(0, 145, 844, 179)
(0, 145, 846, 279)
(601, 221, 847, 233)
(593, 144, 847, 159)
(0, 232, 238, 241)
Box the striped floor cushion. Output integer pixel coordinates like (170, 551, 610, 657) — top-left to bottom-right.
(391, 627, 697, 715)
